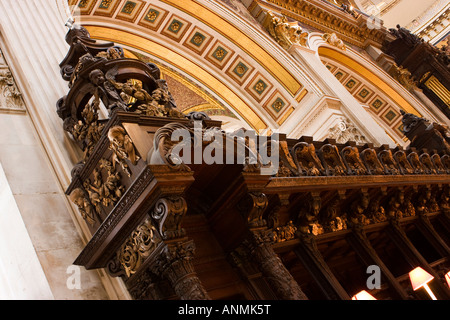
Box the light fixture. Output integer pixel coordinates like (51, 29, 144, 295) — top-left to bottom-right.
(409, 267, 437, 300)
(445, 271, 450, 288)
(351, 290, 377, 300)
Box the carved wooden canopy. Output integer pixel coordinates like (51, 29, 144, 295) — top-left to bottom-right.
(57, 25, 450, 301)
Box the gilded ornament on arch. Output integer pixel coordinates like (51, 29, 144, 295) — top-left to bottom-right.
(262, 11, 309, 50)
(322, 33, 346, 50)
(388, 63, 417, 90)
(145, 9, 159, 22)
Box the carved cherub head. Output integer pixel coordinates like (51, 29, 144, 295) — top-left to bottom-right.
(89, 69, 106, 86)
(70, 188, 86, 208)
(108, 126, 126, 145)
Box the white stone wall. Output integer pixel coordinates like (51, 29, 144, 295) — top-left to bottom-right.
(0, 0, 129, 299)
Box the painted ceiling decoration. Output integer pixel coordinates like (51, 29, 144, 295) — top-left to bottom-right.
(70, 0, 310, 133)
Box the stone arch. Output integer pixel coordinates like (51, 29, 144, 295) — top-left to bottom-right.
(68, 0, 309, 133)
(308, 32, 443, 146)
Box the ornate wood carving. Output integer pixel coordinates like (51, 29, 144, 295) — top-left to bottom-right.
(238, 192, 268, 229)
(151, 196, 188, 240)
(420, 153, 437, 174)
(394, 150, 414, 175)
(69, 188, 98, 226)
(296, 192, 324, 235)
(348, 190, 370, 227)
(244, 232, 308, 300)
(108, 125, 140, 176)
(361, 148, 384, 175)
(149, 241, 210, 300)
(378, 148, 400, 175)
(341, 145, 367, 175)
(58, 23, 450, 301)
(407, 151, 425, 174)
(117, 219, 161, 277)
(318, 143, 346, 176)
(292, 141, 325, 176)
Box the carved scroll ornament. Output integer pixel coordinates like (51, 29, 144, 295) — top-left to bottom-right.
(117, 219, 161, 277)
(151, 197, 188, 240)
(341, 146, 367, 175)
(292, 142, 325, 176)
(319, 144, 346, 176)
(361, 148, 384, 175)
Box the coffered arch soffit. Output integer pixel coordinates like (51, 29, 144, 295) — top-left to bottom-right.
(69, 0, 314, 133)
(307, 33, 440, 145)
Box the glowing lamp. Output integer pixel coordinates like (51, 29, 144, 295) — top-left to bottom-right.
(409, 267, 437, 300)
(351, 290, 377, 300)
(445, 271, 450, 288)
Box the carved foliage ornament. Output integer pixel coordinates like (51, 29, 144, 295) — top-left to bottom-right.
(82, 158, 125, 215)
(117, 219, 161, 277)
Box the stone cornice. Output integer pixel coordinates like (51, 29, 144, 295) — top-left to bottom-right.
(250, 0, 394, 48)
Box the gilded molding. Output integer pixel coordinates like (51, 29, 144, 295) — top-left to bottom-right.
(262, 11, 309, 49)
